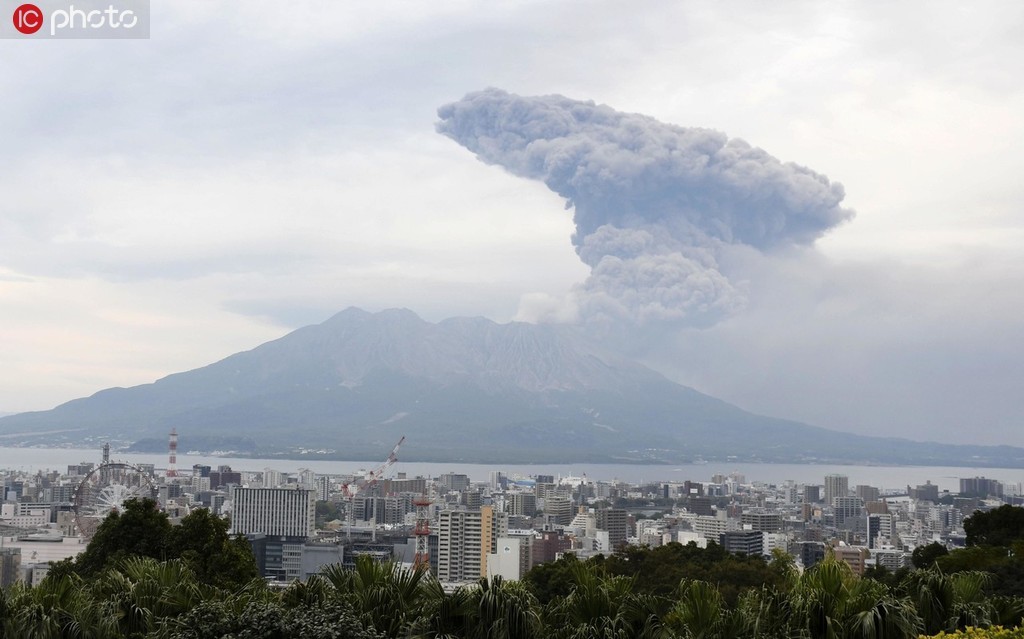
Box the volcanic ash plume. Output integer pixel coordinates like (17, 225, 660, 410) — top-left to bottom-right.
(437, 88, 853, 326)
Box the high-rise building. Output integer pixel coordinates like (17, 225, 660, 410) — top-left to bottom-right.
(691, 515, 728, 541)
(544, 496, 573, 526)
(867, 513, 893, 549)
(0, 548, 21, 588)
(315, 475, 331, 501)
(959, 477, 1003, 498)
(855, 485, 879, 503)
(741, 511, 782, 533)
(684, 497, 714, 516)
(209, 467, 241, 490)
(489, 471, 507, 490)
(824, 474, 849, 506)
(720, 530, 763, 556)
(232, 488, 316, 538)
(596, 508, 629, 549)
(232, 488, 316, 583)
(461, 491, 482, 509)
(262, 468, 284, 488)
(439, 473, 471, 492)
(804, 485, 821, 503)
(508, 492, 537, 517)
(795, 541, 826, 569)
(909, 481, 939, 502)
(297, 469, 316, 490)
(531, 529, 572, 566)
(833, 496, 864, 529)
(436, 506, 508, 583)
(382, 477, 427, 495)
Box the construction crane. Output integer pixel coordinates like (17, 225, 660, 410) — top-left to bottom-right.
(342, 436, 405, 539)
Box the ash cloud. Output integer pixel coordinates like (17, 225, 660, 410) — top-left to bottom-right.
(437, 88, 853, 327)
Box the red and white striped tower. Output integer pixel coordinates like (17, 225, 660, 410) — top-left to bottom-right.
(413, 494, 432, 570)
(166, 428, 178, 478)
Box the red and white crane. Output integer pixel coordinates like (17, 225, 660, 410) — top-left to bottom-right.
(342, 436, 405, 537)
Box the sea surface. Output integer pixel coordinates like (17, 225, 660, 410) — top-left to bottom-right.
(1, 446, 1022, 493)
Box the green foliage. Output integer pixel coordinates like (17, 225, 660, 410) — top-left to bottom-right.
(315, 499, 343, 527)
(965, 506, 1024, 548)
(901, 568, 995, 635)
(933, 545, 1024, 599)
(915, 543, 952, 569)
(61, 499, 258, 591)
(937, 547, 1010, 576)
(601, 542, 784, 605)
(789, 556, 921, 639)
(166, 507, 259, 589)
(321, 555, 435, 637)
(864, 563, 912, 591)
(523, 553, 586, 604)
(8, 543, 1024, 639)
(540, 560, 665, 639)
(72, 497, 173, 578)
(417, 576, 543, 639)
(168, 598, 383, 639)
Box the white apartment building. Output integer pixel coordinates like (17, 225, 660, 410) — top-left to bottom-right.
(691, 514, 729, 541)
(231, 487, 316, 538)
(436, 506, 508, 583)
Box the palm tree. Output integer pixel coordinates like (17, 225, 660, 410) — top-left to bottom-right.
(2, 573, 117, 639)
(665, 579, 732, 639)
(901, 568, 993, 635)
(321, 556, 432, 636)
(788, 555, 921, 639)
(540, 560, 666, 639)
(464, 576, 542, 639)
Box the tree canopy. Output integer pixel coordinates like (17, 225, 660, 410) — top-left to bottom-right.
(63, 498, 257, 589)
(73, 497, 173, 577)
(965, 505, 1024, 547)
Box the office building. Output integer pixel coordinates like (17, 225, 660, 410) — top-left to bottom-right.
(508, 492, 537, 517)
(544, 496, 573, 526)
(741, 511, 782, 533)
(867, 513, 893, 549)
(596, 508, 629, 549)
(824, 474, 849, 506)
(439, 473, 471, 492)
(720, 530, 763, 556)
(232, 488, 316, 583)
(0, 548, 21, 588)
(804, 485, 821, 503)
(855, 485, 879, 503)
(834, 496, 864, 529)
(960, 477, 1003, 498)
(232, 488, 316, 538)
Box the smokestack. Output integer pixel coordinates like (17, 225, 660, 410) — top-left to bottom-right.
(167, 428, 178, 479)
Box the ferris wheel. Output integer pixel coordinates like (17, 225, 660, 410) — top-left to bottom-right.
(73, 462, 155, 538)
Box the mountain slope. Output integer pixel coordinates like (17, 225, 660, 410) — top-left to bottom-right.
(2, 308, 1021, 466)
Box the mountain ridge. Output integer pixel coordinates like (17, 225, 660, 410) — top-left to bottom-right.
(2, 308, 1022, 467)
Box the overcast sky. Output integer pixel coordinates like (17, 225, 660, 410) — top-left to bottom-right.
(2, 1, 1022, 447)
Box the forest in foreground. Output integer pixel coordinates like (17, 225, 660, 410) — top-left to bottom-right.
(2, 499, 1024, 639)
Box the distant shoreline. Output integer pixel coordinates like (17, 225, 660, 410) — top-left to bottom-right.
(1, 445, 1021, 492)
